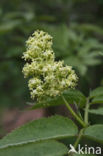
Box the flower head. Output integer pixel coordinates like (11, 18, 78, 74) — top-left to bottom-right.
(22, 30, 78, 101)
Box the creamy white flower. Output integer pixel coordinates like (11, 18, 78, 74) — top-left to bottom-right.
(22, 30, 78, 101)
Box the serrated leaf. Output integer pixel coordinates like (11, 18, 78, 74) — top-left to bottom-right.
(91, 95, 103, 104)
(88, 107, 103, 115)
(90, 87, 103, 98)
(0, 140, 68, 156)
(31, 89, 86, 109)
(0, 115, 78, 148)
(84, 124, 103, 144)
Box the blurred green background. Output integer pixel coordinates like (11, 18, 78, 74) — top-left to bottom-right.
(0, 0, 103, 134)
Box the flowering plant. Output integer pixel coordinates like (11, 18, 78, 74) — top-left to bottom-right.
(0, 30, 103, 156)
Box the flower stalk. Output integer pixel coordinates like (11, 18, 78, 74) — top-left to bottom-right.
(62, 95, 86, 128)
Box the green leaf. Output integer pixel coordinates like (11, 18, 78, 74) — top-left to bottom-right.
(0, 115, 78, 148)
(90, 87, 103, 104)
(84, 124, 103, 144)
(100, 51, 103, 56)
(0, 20, 21, 34)
(90, 87, 103, 98)
(77, 23, 103, 35)
(31, 89, 86, 109)
(64, 89, 86, 108)
(30, 96, 63, 109)
(0, 140, 68, 156)
(91, 95, 103, 104)
(88, 107, 103, 115)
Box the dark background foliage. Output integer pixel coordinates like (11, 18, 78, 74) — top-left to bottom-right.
(0, 0, 103, 135)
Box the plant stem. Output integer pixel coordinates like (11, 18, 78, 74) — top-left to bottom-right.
(62, 95, 86, 128)
(84, 98, 90, 125)
(74, 128, 84, 149)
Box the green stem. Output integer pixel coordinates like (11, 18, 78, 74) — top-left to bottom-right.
(74, 128, 84, 149)
(62, 95, 86, 128)
(84, 98, 90, 125)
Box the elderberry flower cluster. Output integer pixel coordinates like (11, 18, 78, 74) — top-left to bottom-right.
(22, 30, 78, 101)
